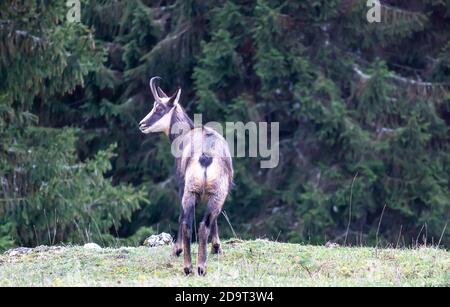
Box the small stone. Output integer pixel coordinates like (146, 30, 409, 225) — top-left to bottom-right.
(84, 243, 102, 250)
(325, 241, 340, 248)
(4, 247, 32, 256)
(160, 233, 173, 244)
(144, 233, 173, 247)
(34, 245, 50, 253)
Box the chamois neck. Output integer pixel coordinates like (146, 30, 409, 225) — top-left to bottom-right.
(169, 105, 194, 143)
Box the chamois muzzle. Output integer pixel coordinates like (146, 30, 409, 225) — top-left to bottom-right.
(139, 122, 148, 132)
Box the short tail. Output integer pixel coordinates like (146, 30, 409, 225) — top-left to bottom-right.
(199, 153, 213, 168)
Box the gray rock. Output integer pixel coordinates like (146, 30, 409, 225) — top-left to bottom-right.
(34, 245, 50, 253)
(325, 241, 340, 248)
(83, 243, 102, 250)
(4, 247, 33, 256)
(144, 233, 173, 247)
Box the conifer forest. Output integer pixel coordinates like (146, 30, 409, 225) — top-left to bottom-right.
(0, 0, 449, 250)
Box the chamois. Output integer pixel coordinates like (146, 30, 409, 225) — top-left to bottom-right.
(139, 77, 233, 276)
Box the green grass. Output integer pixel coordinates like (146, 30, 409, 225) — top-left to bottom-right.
(0, 240, 449, 287)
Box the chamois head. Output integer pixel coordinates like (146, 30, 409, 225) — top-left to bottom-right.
(139, 77, 181, 134)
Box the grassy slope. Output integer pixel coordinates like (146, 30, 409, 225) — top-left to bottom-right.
(0, 240, 449, 287)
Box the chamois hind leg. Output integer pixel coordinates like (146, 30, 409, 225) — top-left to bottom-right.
(210, 219, 222, 254)
(181, 191, 196, 275)
(197, 194, 226, 276)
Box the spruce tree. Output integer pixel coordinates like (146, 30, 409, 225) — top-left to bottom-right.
(0, 0, 147, 249)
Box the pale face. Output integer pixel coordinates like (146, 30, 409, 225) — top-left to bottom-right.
(139, 98, 175, 134)
(139, 78, 181, 134)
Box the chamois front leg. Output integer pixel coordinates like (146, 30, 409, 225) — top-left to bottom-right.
(181, 192, 196, 275)
(172, 179, 185, 257)
(172, 213, 183, 257)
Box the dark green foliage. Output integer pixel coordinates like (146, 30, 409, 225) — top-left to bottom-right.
(1, 0, 449, 249)
(0, 0, 147, 250)
(1, 129, 146, 247)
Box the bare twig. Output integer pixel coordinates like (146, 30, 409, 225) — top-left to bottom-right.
(73, 220, 86, 244)
(437, 223, 448, 248)
(344, 172, 359, 246)
(52, 209, 58, 246)
(396, 225, 403, 249)
(43, 209, 51, 245)
(299, 262, 313, 278)
(33, 225, 40, 246)
(222, 211, 239, 239)
(415, 224, 425, 248)
(275, 230, 282, 242)
(376, 203, 387, 250)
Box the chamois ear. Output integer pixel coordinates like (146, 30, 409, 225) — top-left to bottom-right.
(167, 87, 181, 108)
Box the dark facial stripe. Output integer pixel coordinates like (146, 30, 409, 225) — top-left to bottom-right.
(143, 102, 171, 127)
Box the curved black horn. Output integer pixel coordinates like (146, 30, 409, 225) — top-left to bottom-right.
(149, 76, 162, 101)
(157, 86, 169, 98)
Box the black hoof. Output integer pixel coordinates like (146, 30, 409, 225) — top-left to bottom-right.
(198, 266, 206, 276)
(184, 266, 193, 275)
(172, 247, 183, 257)
(211, 244, 222, 254)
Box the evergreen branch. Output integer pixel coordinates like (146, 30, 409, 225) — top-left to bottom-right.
(379, 3, 426, 23)
(0, 22, 43, 45)
(340, 0, 427, 19)
(340, 0, 427, 32)
(141, 25, 191, 62)
(151, 3, 178, 16)
(355, 63, 434, 88)
(353, 65, 371, 81)
(339, 0, 359, 15)
(0, 198, 25, 202)
(11, 30, 42, 44)
(353, 65, 450, 100)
